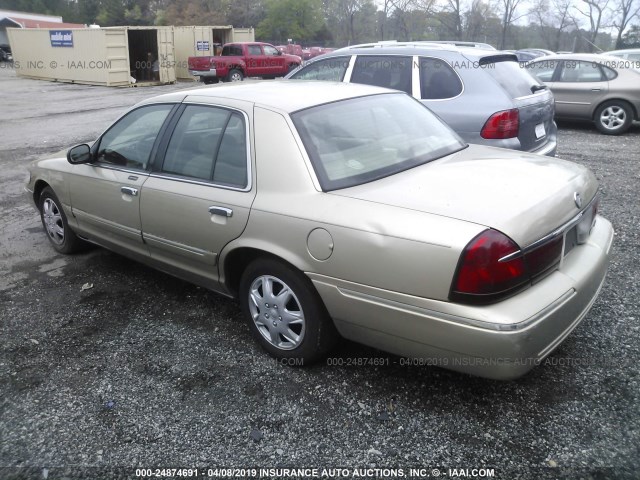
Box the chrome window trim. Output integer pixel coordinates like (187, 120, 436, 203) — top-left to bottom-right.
(148, 172, 251, 192)
(343, 55, 356, 82)
(91, 163, 151, 176)
(157, 101, 253, 192)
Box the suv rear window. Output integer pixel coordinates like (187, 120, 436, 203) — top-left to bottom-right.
(350, 55, 412, 95)
(484, 59, 542, 97)
(419, 57, 463, 99)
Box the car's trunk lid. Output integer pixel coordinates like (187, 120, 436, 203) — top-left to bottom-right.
(331, 144, 598, 248)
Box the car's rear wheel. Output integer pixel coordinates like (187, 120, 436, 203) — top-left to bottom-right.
(239, 258, 338, 363)
(39, 187, 85, 254)
(202, 77, 219, 85)
(227, 69, 244, 82)
(594, 100, 633, 135)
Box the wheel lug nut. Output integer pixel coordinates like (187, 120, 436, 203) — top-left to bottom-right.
(265, 303, 269, 307)
(279, 316, 282, 320)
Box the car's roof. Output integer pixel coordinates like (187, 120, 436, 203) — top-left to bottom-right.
(606, 48, 640, 54)
(145, 80, 396, 113)
(327, 42, 505, 60)
(532, 53, 623, 62)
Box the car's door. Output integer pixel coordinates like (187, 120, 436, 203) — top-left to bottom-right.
(550, 60, 609, 118)
(68, 104, 175, 257)
(140, 103, 255, 285)
(262, 44, 284, 75)
(246, 44, 266, 76)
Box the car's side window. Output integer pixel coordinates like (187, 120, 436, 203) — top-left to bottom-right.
(263, 45, 279, 56)
(96, 104, 173, 170)
(526, 61, 558, 82)
(602, 65, 617, 80)
(350, 55, 412, 95)
(559, 61, 604, 82)
(161, 105, 248, 188)
(247, 45, 262, 55)
(290, 56, 351, 81)
(419, 57, 463, 99)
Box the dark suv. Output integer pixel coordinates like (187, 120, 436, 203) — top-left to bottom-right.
(287, 41, 557, 156)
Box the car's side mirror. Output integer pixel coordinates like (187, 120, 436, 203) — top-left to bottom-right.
(67, 144, 93, 164)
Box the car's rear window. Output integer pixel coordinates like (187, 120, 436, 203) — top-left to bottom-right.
(222, 45, 243, 56)
(291, 94, 466, 191)
(484, 59, 542, 97)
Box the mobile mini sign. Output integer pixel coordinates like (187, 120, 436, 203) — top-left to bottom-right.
(196, 41, 210, 51)
(50, 30, 74, 47)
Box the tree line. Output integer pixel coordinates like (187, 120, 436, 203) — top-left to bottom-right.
(2, 0, 639, 50)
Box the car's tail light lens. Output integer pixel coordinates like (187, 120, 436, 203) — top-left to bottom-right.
(451, 229, 527, 303)
(451, 229, 565, 304)
(480, 109, 519, 139)
(525, 236, 563, 280)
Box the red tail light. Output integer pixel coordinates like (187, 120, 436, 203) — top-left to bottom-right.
(451, 229, 564, 304)
(451, 230, 527, 303)
(480, 109, 519, 139)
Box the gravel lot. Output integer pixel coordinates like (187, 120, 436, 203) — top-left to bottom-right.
(1, 65, 639, 480)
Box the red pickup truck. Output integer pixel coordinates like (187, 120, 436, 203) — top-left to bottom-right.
(188, 42, 302, 84)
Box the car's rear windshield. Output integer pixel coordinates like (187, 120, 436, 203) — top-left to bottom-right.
(222, 45, 243, 56)
(483, 58, 542, 98)
(291, 93, 466, 191)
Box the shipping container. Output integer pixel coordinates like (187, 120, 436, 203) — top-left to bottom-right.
(7, 26, 176, 86)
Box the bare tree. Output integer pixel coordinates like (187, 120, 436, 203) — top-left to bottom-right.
(390, 0, 417, 40)
(438, 0, 465, 40)
(498, 0, 527, 49)
(529, 0, 574, 50)
(575, 0, 610, 51)
(611, 0, 640, 48)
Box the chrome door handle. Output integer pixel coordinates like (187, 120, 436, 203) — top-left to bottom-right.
(591, 88, 601, 92)
(209, 206, 233, 217)
(121, 186, 138, 196)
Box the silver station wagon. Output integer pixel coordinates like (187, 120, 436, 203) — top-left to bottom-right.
(287, 42, 558, 156)
(26, 82, 613, 379)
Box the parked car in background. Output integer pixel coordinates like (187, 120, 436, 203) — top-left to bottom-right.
(604, 48, 640, 70)
(514, 48, 553, 62)
(25, 81, 612, 379)
(287, 42, 557, 156)
(526, 53, 640, 134)
(188, 42, 301, 84)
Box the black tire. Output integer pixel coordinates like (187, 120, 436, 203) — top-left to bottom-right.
(594, 100, 633, 135)
(202, 77, 219, 85)
(39, 187, 85, 254)
(239, 258, 339, 364)
(226, 68, 244, 82)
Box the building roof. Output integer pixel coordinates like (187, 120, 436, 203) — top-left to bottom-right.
(1, 15, 85, 28)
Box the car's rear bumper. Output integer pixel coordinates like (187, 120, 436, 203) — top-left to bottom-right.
(189, 68, 217, 78)
(309, 216, 614, 380)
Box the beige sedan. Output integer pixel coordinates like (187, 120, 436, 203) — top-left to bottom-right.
(25, 81, 613, 379)
(526, 53, 640, 134)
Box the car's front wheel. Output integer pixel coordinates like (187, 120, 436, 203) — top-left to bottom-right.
(239, 258, 338, 364)
(39, 187, 85, 254)
(594, 100, 633, 135)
